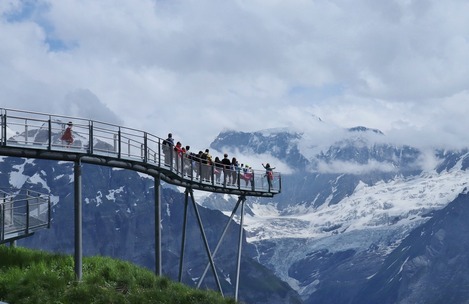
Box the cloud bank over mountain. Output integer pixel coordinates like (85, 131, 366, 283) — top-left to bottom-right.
(1, 0, 469, 150)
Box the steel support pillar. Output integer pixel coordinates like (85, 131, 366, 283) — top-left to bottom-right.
(234, 196, 246, 302)
(74, 159, 83, 281)
(155, 174, 162, 276)
(178, 189, 190, 282)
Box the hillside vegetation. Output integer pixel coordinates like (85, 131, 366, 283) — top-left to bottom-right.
(0, 246, 235, 304)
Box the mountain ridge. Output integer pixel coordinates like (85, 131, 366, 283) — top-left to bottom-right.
(202, 127, 469, 303)
(4, 123, 469, 303)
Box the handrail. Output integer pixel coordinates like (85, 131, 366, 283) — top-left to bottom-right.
(0, 108, 281, 195)
(0, 188, 51, 243)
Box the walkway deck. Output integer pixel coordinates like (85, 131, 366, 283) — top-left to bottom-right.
(0, 108, 281, 197)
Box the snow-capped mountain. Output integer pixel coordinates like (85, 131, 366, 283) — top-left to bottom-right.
(204, 126, 469, 303)
(4, 120, 469, 303)
(210, 128, 309, 171)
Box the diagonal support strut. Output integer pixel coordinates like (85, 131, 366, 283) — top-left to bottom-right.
(178, 188, 224, 297)
(196, 195, 245, 289)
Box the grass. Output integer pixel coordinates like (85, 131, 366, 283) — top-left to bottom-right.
(0, 246, 236, 304)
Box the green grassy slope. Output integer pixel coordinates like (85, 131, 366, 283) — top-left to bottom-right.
(0, 246, 236, 304)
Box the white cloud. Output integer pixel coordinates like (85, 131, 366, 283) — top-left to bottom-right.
(316, 159, 398, 175)
(62, 89, 123, 125)
(1, 0, 469, 155)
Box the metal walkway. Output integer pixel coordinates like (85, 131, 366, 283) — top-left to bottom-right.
(0, 108, 281, 197)
(0, 108, 282, 301)
(0, 188, 51, 244)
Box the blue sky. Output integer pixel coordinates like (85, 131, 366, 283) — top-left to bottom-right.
(1, 0, 469, 151)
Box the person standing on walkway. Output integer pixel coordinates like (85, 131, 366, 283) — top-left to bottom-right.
(231, 157, 238, 186)
(174, 141, 183, 173)
(221, 153, 232, 186)
(184, 145, 192, 177)
(262, 163, 276, 190)
(61, 122, 74, 148)
(201, 149, 212, 181)
(214, 156, 223, 184)
(162, 133, 174, 166)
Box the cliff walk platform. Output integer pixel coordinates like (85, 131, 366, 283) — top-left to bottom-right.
(0, 108, 281, 197)
(0, 108, 282, 300)
(0, 188, 50, 244)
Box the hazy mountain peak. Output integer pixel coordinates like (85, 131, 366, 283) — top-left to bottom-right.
(348, 126, 384, 135)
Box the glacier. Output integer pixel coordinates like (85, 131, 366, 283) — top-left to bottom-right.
(206, 125, 469, 303)
(244, 167, 469, 242)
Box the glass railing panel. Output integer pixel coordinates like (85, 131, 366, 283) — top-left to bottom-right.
(0, 108, 281, 195)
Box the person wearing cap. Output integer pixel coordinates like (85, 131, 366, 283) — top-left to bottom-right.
(221, 153, 232, 185)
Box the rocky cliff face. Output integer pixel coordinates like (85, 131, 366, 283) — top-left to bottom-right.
(351, 191, 469, 304)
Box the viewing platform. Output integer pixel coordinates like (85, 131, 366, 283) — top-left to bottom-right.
(0, 108, 281, 197)
(0, 108, 282, 300)
(0, 188, 51, 244)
